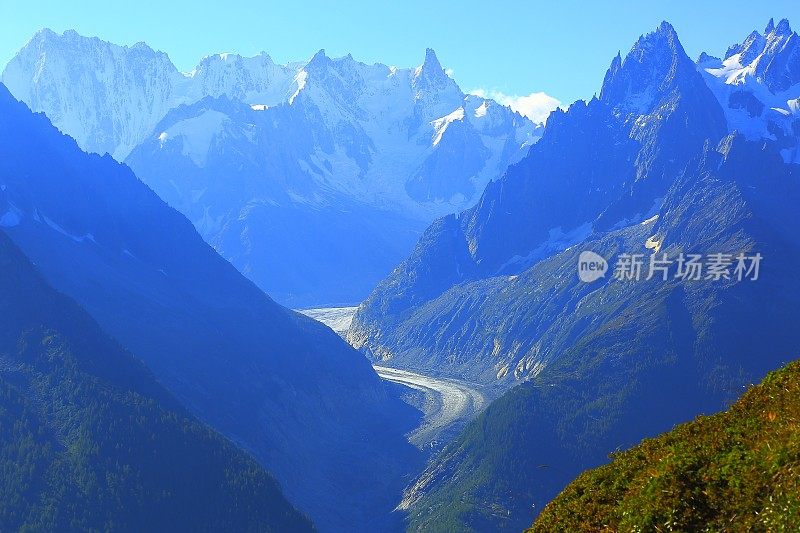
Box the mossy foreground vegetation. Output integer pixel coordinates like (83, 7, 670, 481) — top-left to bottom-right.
(0, 232, 312, 531)
(530, 360, 800, 532)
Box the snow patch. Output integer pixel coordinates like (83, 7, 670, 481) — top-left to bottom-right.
(431, 107, 465, 146)
(161, 110, 228, 167)
(42, 214, 96, 243)
(289, 71, 308, 104)
(645, 234, 663, 253)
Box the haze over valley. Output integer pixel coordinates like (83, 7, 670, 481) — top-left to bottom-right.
(1, 5, 800, 531)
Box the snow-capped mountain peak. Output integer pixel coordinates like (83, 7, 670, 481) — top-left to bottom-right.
(717, 19, 798, 91)
(724, 30, 766, 65)
(2, 30, 535, 164)
(410, 48, 462, 121)
(699, 19, 800, 164)
(2, 29, 304, 159)
(2, 28, 546, 304)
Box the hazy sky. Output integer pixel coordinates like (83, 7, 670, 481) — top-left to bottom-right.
(0, 0, 796, 108)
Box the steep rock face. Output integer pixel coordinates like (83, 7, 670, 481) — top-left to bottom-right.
(0, 84, 421, 532)
(347, 24, 800, 529)
(0, 230, 313, 532)
(699, 18, 800, 164)
(402, 136, 800, 531)
(4, 30, 542, 304)
(350, 22, 727, 379)
(3, 29, 186, 160)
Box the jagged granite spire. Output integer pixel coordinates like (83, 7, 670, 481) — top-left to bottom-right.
(422, 48, 443, 72)
(599, 21, 699, 114)
(411, 47, 462, 119)
(730, 18, 800, 93)
(414, 47, 448, 84)
(775, 18, 793, 36)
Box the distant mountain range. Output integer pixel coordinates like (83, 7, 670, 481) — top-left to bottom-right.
(2, 30, 541, 305)
(349, 20, 800, 530)
(0, 82, 420, 532)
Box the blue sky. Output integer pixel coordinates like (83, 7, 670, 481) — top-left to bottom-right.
(0, 0, 796, 109)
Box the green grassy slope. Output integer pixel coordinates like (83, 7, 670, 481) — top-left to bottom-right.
(530, 359, 800, 532)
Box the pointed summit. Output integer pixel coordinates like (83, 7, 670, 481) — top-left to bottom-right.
(304, 48, 332, 74)
(307, 48, 329, 65)
(775, 18, 793, 36)
(411, 47, 462, 119)
(624, 21, 683, 64)
(600, 21, 702, 114)
(723, 30, 765, 62)
(735, 30, 768, 64)
(422, 48, 443, 72)
(756, 18, 800, 91)
(608, 51, 622, 74)
(764, 18, 793, 38)
(414, 48, 448, 84)
(656, 20, 678, 38)
(713, 18, 799, 93)
(32, 27, 57, 41)
(413, 47, 452, 88)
